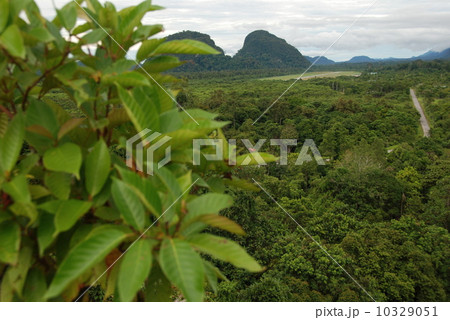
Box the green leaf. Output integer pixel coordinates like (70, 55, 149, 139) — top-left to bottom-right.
(0, 268, 14, 301)
(85, 139, 110, 197)
(153, 39, 220, 56)
(25, 100, 59, 152)
(37, 214, 55, 256)
(26, 125, 54, 140)
(0, 25, 25, 59)
(116, 166, 162, 217)
(107, 108, 129, 127)
(118, 239, 155, 302)
(45, 20, 65, 50)
(176, 170, 192, 195)
(2, 246, 32, 299)
(0, 220, 20, 264)
(111, 178, 146, 231)
(28, 27, 55, 43)
(132, 24, 163, 41)
(103, 72, 150, 87)
(206, 176, 225, 193)
(2, 174, 30, 203)
(94, 206, 120, 222)
(56, 2, 77, 30)
(117, 85, 159, 132)
(0, 112, 8, 137)
(43, 143, 82, 179)
(116, 85, 156, 133)
(27, 99, 59, 137)
(136, 38, 165, 61)
(10, 0, 32, 18)
(45, 226, 127, 299)
(152, 166, 182, 222)
(142, 56, 184, 73)
(23, 268, 47, 302)
(0, 113, 25, 173)
(223, 176, 260, 192)
(157, 89, 178, 115)
(18, 153, 39, 175)
(187, 234, 263, 272)
(39, 200, 92, 234)
(0, 0, 9, 34)
(236, 152, 278, 165)
(85, 0, 102, 13)
(103, 263, 120, 301)
(196, 214, 245, 236)
(57, 118, 85, 140)
(145, 263, 172, 302)
(72, 22, 91, 35)
(53, 61, 77, 82)
(118, 1, 162, 37)
(81, 29, 107, 44)
(44, 172, 71, 200)
(203, 260, 221, 294)
(29, 185, 51, 200)
(70, 226, 95, 251)
(9, 202, 38, 225)
(98, 3, 118, 30)
(185, 193, 233, 223)
(159, 238, 204, 302)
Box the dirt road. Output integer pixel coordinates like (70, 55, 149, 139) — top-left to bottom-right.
(410, 88, 430, 138)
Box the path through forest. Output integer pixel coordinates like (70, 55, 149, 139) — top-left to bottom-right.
(410, 88, 430, 137)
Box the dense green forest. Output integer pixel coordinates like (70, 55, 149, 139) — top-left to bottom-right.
(174, 60, 450, 302)
(0, 0, 448, 303)
(0, 0, 265, 302)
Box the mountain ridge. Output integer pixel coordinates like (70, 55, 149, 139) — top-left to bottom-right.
(161, 30, 450, 71)
(164, 30, 310, 72)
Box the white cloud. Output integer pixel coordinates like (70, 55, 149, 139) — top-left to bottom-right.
(35, 0, 450, 61)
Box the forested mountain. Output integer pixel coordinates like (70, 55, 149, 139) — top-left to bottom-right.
(164, 31, 450, 70)
(343, 48, 450, 64)
(165, 31, 233, 72)
(164, 30, 310, 71)
(233, 30, 310, 69)
(305, 56, 336, 65)
(412, 48, 450, 61)
(346, 56, 378, 63)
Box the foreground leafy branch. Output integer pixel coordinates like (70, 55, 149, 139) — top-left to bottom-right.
(0, 0, 263, 302)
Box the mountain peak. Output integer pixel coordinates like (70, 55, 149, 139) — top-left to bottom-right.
(167, 30, 225, 55)
(234, 30, 310, 69)
(306, 56, 335, 65)
(347, 56, 378, 63)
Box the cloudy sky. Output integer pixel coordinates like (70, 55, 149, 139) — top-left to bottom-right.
(36, 0, 450, 61)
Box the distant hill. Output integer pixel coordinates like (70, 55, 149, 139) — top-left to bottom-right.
(165, 31, 232, 72)
(412, 48, 450, 61)
(167, 30, 224, 54)
(163, 30, 310, 72)
(342, 48, 450, 64)
(233, 30, 310, 69)
(346, 56, 378, 63)
(160, 30, 450, 71)
(305, 56, 335, 65)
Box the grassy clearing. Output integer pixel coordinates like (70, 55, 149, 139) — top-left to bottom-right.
(259, 71, 361, 81)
